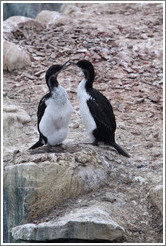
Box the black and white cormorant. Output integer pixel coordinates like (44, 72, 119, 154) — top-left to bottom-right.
(70, 59, 130, 157)
(29, 61, 72, 149)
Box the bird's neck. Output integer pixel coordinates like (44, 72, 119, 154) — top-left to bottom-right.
(47, 75, 59, 92)
(83, 70, 94, 89)
(77, 78, 92, 97)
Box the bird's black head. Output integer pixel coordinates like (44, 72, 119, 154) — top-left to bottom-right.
(76, 60, 94, 70)
(76, 60, 95, 79)
(45, 65, 62, 83)
(45, 65, 63, 91)
(45, 60, 70, 91)
(70, 60, 95, 88)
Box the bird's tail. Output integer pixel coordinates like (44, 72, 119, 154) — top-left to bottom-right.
(111, 142, 130, 158)
(29, 140, 44, 150)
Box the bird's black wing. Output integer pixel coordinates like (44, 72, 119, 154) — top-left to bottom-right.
(87, 88, 116, 132)
(87, 89, 116, 144)
(29, 93, 50, 150)
(86, 88, 130, 157)
(37, 93, 50, 130)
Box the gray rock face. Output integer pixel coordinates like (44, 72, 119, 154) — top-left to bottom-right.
(12, 205, 125, 242)
(3, 147, 109, 242)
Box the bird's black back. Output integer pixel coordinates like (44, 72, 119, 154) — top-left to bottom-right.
(37, 93, 51, 131)
(87, 88, 116, 144)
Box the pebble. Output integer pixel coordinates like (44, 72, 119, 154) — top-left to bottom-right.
(136, 98, 144, 103)
(72, 123, 79, 129)
(127, 44, 133, 49)
(137, 108, 144, 112)
(148, 95, 160, 103)
(136, 119, 144, 124)
(124, 85, 132, 90)
(137, 165, 144, 169)
(147, 33, 154, 37)
(152, 132, 159, 138)
(147, 112, 154, 118)
(128, 73, 137, 79)
(153, 152, 162, 157)
(131, 130, 141, 135)
(140, 33, 148, 39)
(146, 143, 153, 148)
(123, 67, 133, 73)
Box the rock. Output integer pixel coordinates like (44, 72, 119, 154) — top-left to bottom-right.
(3, 147, 109, 242)
(148, 94, 160, 103)
(36, 10, 64, 26)
(147, 173, 163, 216)
(3, 104, 31, 126)
(3, 39, 31, 72)
(147, 112, 154, 118)
(140, 33, 148, 39)
(11, 205, 125, 242)
(3, 16, 44, 40)
(3, 104, 31, 153)
(72, 122, 79, 129)
(133, 176, 146, 185)
(127, 44, 133, 49)
(136, 98, 144, 103)
(3, 3, 62, 20)
(3, 16, 32, 38)
(148, 178, 163, 216)
(136, 118, 143, 124)
(128, 73, 138, 79)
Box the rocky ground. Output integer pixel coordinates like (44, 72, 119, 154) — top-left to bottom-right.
(3, 3, 163, 243)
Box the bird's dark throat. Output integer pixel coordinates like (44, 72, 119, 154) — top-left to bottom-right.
(84, 69, 95, 89)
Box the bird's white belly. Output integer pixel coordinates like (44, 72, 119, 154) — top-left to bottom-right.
(77, 80, 96, 142)
(39, 99, 72, 146)
(79, 101, 96, 142)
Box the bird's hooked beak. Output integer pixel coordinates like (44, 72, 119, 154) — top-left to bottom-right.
(69, 60, 85, 77)
(69, 61, 78, 66)
(59, 59, 71, 72)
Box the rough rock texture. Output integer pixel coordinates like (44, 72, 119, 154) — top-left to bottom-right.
(3, 104, 31, 153)
(4, 147, 108, 220)
(3, 3, 62, 20)
(148, 176, 163, 216)
(12, 205, 125, 242)
(3, 2, 163, 243)
(3, 16, 45, 71)
(36, 10, 64, 27)
(3, 39, 31, 72)
(4, 146, 110, 242)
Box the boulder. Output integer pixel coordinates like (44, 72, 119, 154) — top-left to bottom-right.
(36, 10, 64, 26)
(3, 104, 31, 128)
(147, 175, 163, 216)
(3, 147, 109, 242)
(3, 39, 31, 72)
(3, 16, 32, 38)
(3, 16, 44, 40)
(3, 104, 31, 153)
(11, 205, 125, 242)
(3, 3, 62, 20)
(149, 185, 163, 216)
(3, 16, 45, 71)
